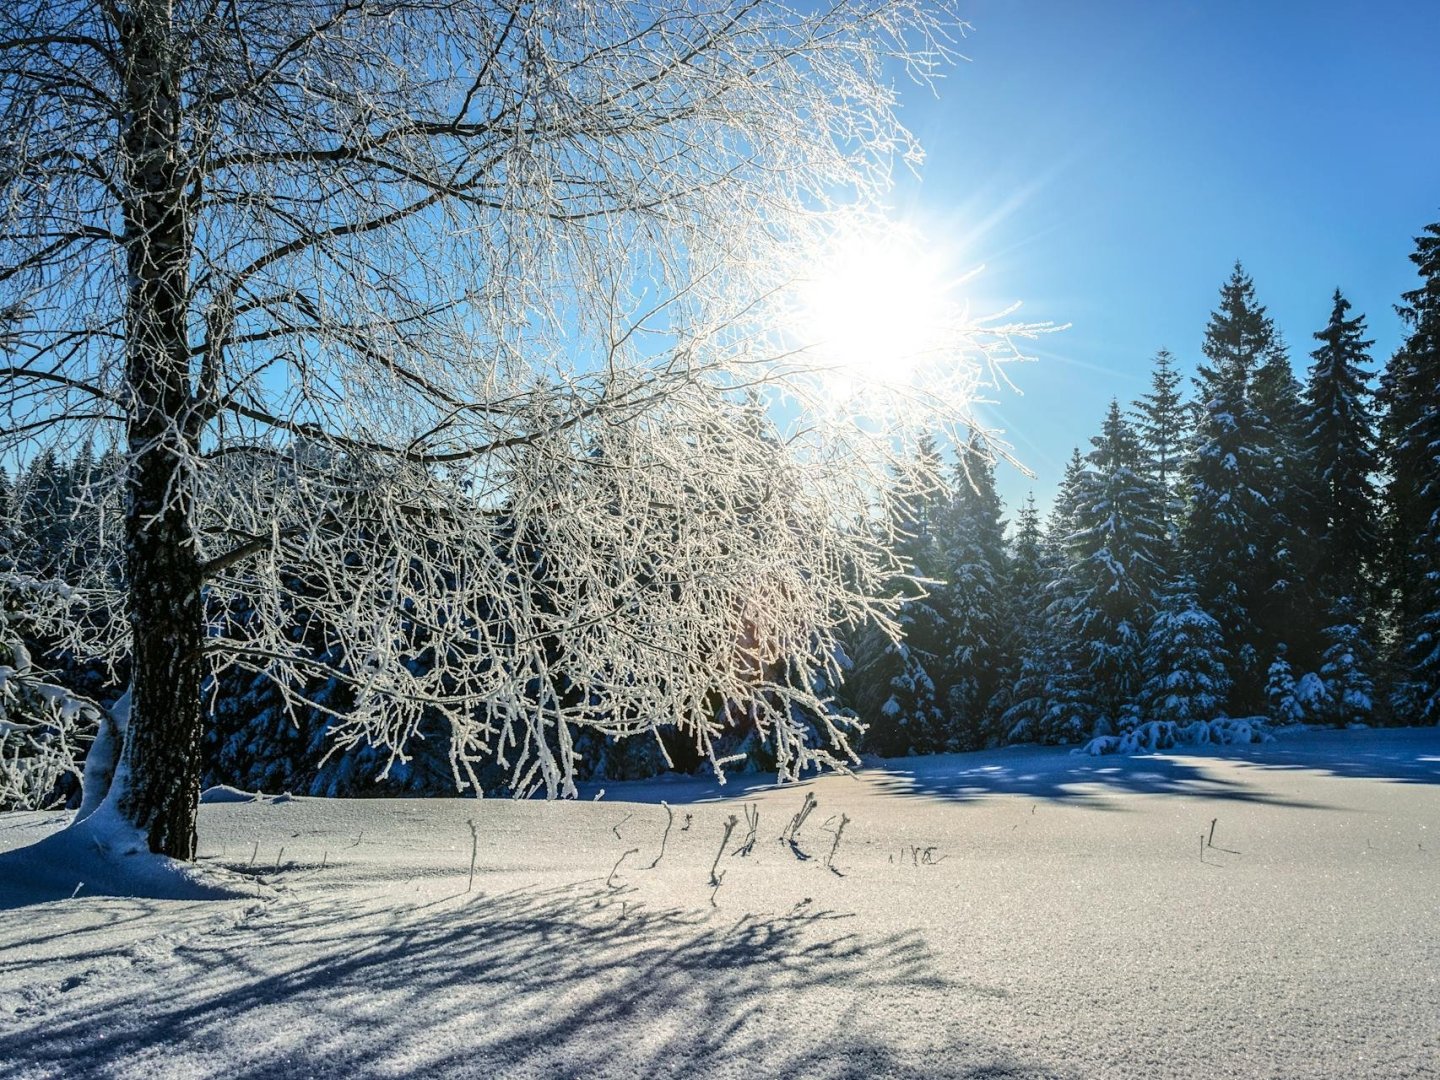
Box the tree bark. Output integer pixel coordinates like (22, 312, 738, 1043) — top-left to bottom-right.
(114, 0, 205, 860)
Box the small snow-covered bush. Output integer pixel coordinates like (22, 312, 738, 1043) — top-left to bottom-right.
(1295, 672, 1328, 717)
(1076, 717, 1271, 757)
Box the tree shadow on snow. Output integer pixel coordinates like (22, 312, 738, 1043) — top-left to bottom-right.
(0, 881, 1064, 1080)
(577, 729, 1440, 812)
(860, 728, 1440, 809)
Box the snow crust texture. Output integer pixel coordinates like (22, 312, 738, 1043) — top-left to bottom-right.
(2, 728, 1438, 1079)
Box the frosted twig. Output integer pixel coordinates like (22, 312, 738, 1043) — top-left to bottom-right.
(466, 819, 479, 893)
(731, 803, 759, 856)
(781, 792, 817, 859)
(781, 791, 817, 843)
(648, 801, 674, 869)
(608, 847, 639, 890)
(710, 814, 739, 892)
(823, 813, 851, 874)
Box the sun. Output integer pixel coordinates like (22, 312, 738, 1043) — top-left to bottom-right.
(796, 227, 956, 391)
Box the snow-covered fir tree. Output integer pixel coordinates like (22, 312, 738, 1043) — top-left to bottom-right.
(1377, 220, 1440, 724)
(1140, 576, 1231, 724)
(994, 495, 1054, 742)
(938, 430, 1008, 749)
(853, 439, 951, 757)
(1065, 401, 1166, 733)
(1250, 332, 1319, 670)
(1316, 597, 1376, 726)
(1183, 263, 1280, 712)
(1031, 449, 1096, 742)
(1303, 290, 1380, 611)
(1130, 347, 1190, 558)
(1264, 645, 1306, 725)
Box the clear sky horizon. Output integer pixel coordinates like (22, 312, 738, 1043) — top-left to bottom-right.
(882, 0, 1440, 514)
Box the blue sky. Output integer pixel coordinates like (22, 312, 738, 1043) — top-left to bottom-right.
(882, 0, 1440, 512)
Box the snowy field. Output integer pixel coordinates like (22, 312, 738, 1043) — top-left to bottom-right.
(2, 728, 1438, 1079)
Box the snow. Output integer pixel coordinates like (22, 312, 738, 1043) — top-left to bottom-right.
(3, 727, 1439, 1079)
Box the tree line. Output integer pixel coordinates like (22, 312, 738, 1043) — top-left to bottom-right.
(846, 221, 1440, 754)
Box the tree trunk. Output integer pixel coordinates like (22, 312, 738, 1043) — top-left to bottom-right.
(114, 0, 205, 860)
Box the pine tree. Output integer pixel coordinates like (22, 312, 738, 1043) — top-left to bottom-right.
(14, 449, 71, 576)
(1303, 290, 1379, 610)
(994, 494, 1053, 741)
(1066, 402, 1166, 732)
(1377, 219, 1440, 723)
(875, 642, 948, 756)
(853, 438, 951, 756)
(1033, 448, 1093, 742)
(1316, 597, 1376, 726)
(938, 430, 1008, 749)
(0, 468, 14, 565)
(1131, 347, 1190, 553)
(1250, 333, 1318, 669)
(1253, 335, 1308, 461)
(1264, 644, 1305, 725)
(1183, 263, 1279, 711)
(1047, 447, 1088, 554)
(1141, 577, 1231, 724)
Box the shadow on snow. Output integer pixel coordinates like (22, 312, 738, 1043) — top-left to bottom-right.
(591, 727, 1440, 811)
(0, 880, 1057, 1080)
(861, 727, 1440, 809)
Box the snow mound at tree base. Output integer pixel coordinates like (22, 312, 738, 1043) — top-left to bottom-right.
(1076, 717, 1272, 756)
(0, 804, 259, 905)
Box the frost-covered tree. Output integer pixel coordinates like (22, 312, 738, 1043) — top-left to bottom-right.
(1066, 401, 1165, 732)
(1183, 263, 1279, 711)
(1377, 220, 1440, 724)
(1140, 577, 1230, 725)
(1303, 290, 1380, 610)
(0, 581, 105, 810)
(0, 0, 1039, 861)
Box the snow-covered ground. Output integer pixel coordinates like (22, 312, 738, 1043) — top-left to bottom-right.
(2, 728, 1438, 1079)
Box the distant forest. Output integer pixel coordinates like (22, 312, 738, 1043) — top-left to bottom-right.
(847, 219, 1440, 756)
(4, 218, 1437, 796)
